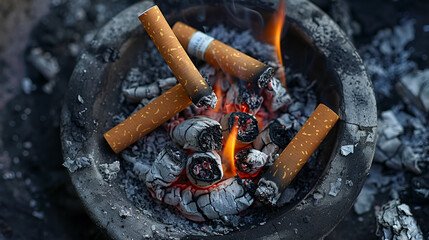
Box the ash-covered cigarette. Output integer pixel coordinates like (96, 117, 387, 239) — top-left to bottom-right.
(164, 176, 256, 221)
(144, 144, 187, 200)
(123, 77, 177, 103)
(171, 116, 223, 152)
(235, 148, 269, 176)
(225, 81, 263, 114)
(139, 6, 217, 108)
(253, 114, 297, 160)
(104, 84, 192, 154)
(220, 112, 259, 146)
(186, 151, 223, 188)
(173, 22, 274, 88)
(255, 104, 339, 205)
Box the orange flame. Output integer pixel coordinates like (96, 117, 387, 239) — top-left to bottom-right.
(264, 0, 286, 87)
(222, 116, 238, 178)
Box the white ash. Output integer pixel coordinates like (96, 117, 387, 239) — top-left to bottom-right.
(144, 145, 187, 200)
(353, 185, 377, 215)
(123, 77, 177, 103)
(375, 200, 423, 240)
(63, 155, 92, 173)
(235, 148, 268, 175)
(328, 178, 342, 197)
(375, 109, 424, 174)
(171, 116, 223, 152)
(186, 151, 223, 188)
(99, 161, 120, 182)
(265, 77, 292, 113)
(340, 145, 354, 156)
(360, 19, 416, 98)
(253, 113, 300, 161)
(164, 177, 255, 221)
(28, 48, 60, 80)
(396, 69, 429, 113)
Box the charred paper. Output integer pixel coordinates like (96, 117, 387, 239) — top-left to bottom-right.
(235, 148, 269, 175)
(144, 145, 187, 200)
(171, 116, 223, 152)
(186, 151, 223, 188)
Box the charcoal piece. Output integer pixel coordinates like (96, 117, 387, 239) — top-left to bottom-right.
(253, 114, 296, 160)
(171, 116, 223, 152)
(375, 200, 423, 240)
(220, 112, 259, 145)
(164, 177, 255, 221)
(235, 148, 268, 175)
(186, 151, 223, 188)
(122, 77, 177, 103)
(144, 145, 187, 200)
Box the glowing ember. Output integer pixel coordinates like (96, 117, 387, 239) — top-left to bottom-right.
(264, 0, 287, 87)
(222, 116, 239, 178)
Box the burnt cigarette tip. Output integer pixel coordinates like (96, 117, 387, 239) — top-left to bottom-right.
(256, 66, 274, 88)
(196, 91, 218, 109)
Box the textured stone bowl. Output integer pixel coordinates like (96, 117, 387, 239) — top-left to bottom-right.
(61, 0, 377, 239)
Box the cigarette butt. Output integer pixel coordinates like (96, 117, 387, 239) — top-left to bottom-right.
(173, 22, 273, 88)
(138, 6, 216, 108)
(255, 104, 339, 205)
(104, 84, 192, 153)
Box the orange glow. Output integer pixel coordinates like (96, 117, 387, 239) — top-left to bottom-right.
(222, 116, 238, 178)
(264, 0, 287, 87)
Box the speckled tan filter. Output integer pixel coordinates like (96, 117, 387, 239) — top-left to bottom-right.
(104, 84, 192, 154)
(138, 6, 214, 107)
(173, 22, 271, 86)
(258, 104, 339, 200)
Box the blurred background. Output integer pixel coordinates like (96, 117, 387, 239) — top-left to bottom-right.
(0, 0, 428, 239)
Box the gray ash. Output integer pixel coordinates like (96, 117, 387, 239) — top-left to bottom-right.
(117, 24, 320, 237)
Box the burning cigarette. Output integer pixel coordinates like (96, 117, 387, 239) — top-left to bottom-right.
(235, 148, 269, 176)
(220, 112, 260, 147)
(255, 104, 339, 205)
(139, 6, 217, 108)
(144, 144, 187, 200)
(104, 84, 192, 154)
(172, 22, 274, 88)
(253, 113, 296, 160)
(186, 151, 223, 188)
(171, 116, 223, 152)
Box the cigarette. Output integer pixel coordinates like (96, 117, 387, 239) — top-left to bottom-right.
(235, 148, 269, 176)
(252, 113, 296, 160)
(254, 104, 339, 205)
(172, 22, 274, 88)
(104, 84, 192, 154)
(171, 115, 223, 152)
(186, 151, 223, 188)
(139, 6, 217, 108)
(220, 112, 260, 148)
(144, 144, 187, 200)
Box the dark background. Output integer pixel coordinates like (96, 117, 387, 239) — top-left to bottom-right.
(0, 0, 428, 239)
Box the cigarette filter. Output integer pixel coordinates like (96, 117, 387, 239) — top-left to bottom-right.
(139, 6, 217, 108)
(255, 104, 339, 205)
(104, 84, 192, 154)
(173, 22, 274, 88)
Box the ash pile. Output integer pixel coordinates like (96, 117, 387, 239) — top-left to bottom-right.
(116, 24, 320, 235)
(331, 14, 429, 239)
